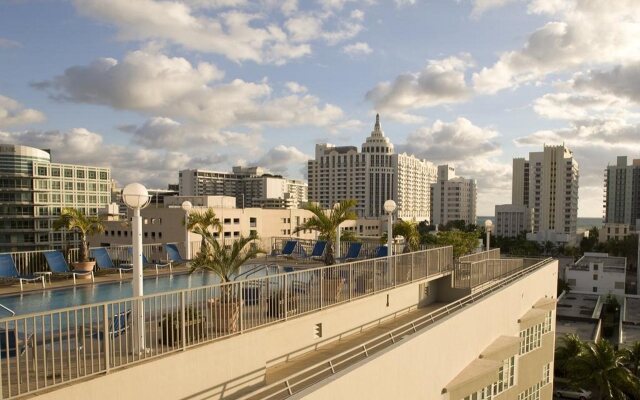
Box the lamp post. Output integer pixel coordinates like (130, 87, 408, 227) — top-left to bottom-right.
(384, 200, 397, 257)
(333, 203, 341, 260)
(122, 183, 151, 353)
(484, 219, 493, 252)
(181, 201, 193, 258)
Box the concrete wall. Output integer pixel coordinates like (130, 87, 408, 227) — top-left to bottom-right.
(295, 260, 558, 400)
(37, 274, 447, 400)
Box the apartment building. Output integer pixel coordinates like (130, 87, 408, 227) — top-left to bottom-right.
(604, 156, 640, 231)
(432, 164, 477, 226)
(178, 166, 308, 209)
(512, 145, 579, 244)
(0, 144, 111, 252)
(599, 222, 632, 243)
(565, 252, 627, 297)
(308, 114, 437, 221)
(495, 204, 534, 238)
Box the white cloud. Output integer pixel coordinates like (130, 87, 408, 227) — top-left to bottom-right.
(532, 92, 636, 121)
(366, 55, 473, 113)
(399, 117, 509, 215)
(0, 95, 45, 128)
(33, 49, 347, 133)
(284, 81, 308, 94)
(471, 0, 518, 17)
(256, 144, 310, 175)
(473, 0, 640, 94)
(572, 62, 640, 104)
(342, 42, 372, 57)
(394, 0, 416, 7)
(0, 38, 21, 48)
(72, 0, 366, 64)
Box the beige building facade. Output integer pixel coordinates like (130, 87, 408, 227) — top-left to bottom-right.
(495, 204, 534, 238)
(432, 164, 477, 226)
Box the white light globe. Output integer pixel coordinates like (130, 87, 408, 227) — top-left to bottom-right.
(383, 199, 397, 213)
(122, 183, 151, 209)
(484, 219, 493, 229)
(181, 200, 193, 211)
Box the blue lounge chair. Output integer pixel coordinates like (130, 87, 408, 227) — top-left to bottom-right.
(304, 241, 327, 262)
(374, 245, 388, 258)
(276, 240, 298, 258)
(43, 251, 94, 284)
(92, 310, 131, 341)
(340, 242, 363, 262)
(164, 243, 189, 264)
(125, 249, 172, 274)
(0, 329, 33, 360)
(0, 254, 45, 291)
(91, 248, 133, 279)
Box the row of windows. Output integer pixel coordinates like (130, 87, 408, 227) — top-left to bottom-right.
(36, 166, 109, 180)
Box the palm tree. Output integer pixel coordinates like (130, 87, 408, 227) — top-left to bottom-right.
(293, 200, 358, 265)
(572, 340, 640, 400)
(53, 208, 105, 262)
(186, 208, 222, 251)
(555, 334, 585, 378)
(623, 342, 640, 377)
(393, 219, 420, 253)
(190, 233, 264, 284)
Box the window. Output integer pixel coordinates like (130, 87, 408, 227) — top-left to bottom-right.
(77, 170, 85, 179)
(520, 323, 543, 354)
(593, 264, 599, 271)
(233, 218, 240, 224)
(51, 181, 61, 190)
(542, 363, 551, 385)
(64, 182, 73, 190)
(76, 182, 85, 191)
(543, 311, 552, 333)
(37, 166, 48, 176)
(463, 384, 493, 400)
(517, 382, 540, 400)
(593, 286, 598, 293)
(224, 218, 231, 224)
(64, 169, 73, 178)
(51, 168, 60, 177)
(88, 170, 97, 179)
(492, 356, 516, 395)
(99, 171, 108, 180)
(593, 274, 598, 280)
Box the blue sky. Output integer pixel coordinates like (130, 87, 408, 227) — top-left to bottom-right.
(1, 0, 640, 217)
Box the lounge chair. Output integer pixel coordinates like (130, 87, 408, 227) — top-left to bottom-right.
(43, 251, 94, 284)
(164, 243, 189, 265)
(0, 329, 33, 360)
(338, 242, 363, 263)
(276, 240, 298, 258)
(374, 245, 388, 258)
(92, 310, 131, 341)
(125, 249, 172, 274)
(0, 254, 45, 290)
(304, 241, 327, 262)
(91, 248, 133, 278)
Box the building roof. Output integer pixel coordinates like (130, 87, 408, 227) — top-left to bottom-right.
(575, 253, 626, 271)
(556, 293, 600, 319)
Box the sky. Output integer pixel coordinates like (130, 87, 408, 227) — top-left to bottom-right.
(1, 0, 639, 217)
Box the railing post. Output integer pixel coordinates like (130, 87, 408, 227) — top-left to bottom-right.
(181, 291, 187, 350)
(284, 274, 288, 320)
(239, 281, 244, 333)
(411, 253, 414, 282)
(349, 264, 353, 301)
(320, 269, 324, 309)
(103, 304, 110, 372)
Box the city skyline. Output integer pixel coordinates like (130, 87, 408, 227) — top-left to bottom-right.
(1, 1, 640, 217)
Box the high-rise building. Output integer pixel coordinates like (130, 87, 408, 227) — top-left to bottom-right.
(178, 166, 308, 209)
(495, 204, 534, 238)
(604, 156, 640, 230)
(307, 115, 437, 221)
(512, 145, 579, 243)
(432, 165, 477, 226)
(0, 144, 111, 252)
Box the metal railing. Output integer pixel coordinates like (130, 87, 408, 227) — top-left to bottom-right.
(0, 246, 453, 399)
(237, 257, 554, 400)
(458, 248, 500, 264)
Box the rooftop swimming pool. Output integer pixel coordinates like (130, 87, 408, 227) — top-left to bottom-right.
(0, 263, 281, 317)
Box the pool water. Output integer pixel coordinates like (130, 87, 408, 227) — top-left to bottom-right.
(0, 264, 281, 317)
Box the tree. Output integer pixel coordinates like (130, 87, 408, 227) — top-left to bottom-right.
(555, 334, 585, 378)
(186, 209, 223, 250)
(572, 339, 640, 400)
(293, 200, 358, 265)
(429, 230, 479, 258)
(393, 219, 420, 253)
(623, 342, 640, 377)
(53, 208, 105, 262)
(190, 233, 264, 284)
(558, 278, 571, 297)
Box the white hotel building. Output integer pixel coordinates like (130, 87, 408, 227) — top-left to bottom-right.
(307, 115, 437, 221)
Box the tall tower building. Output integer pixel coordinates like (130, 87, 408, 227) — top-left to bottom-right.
(432, 165, 477, 226)
(0, 144, 111, 252)
(512, 145, 579, 243)
(307, 115, 437, 221)
(604, 156, 640, 230)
